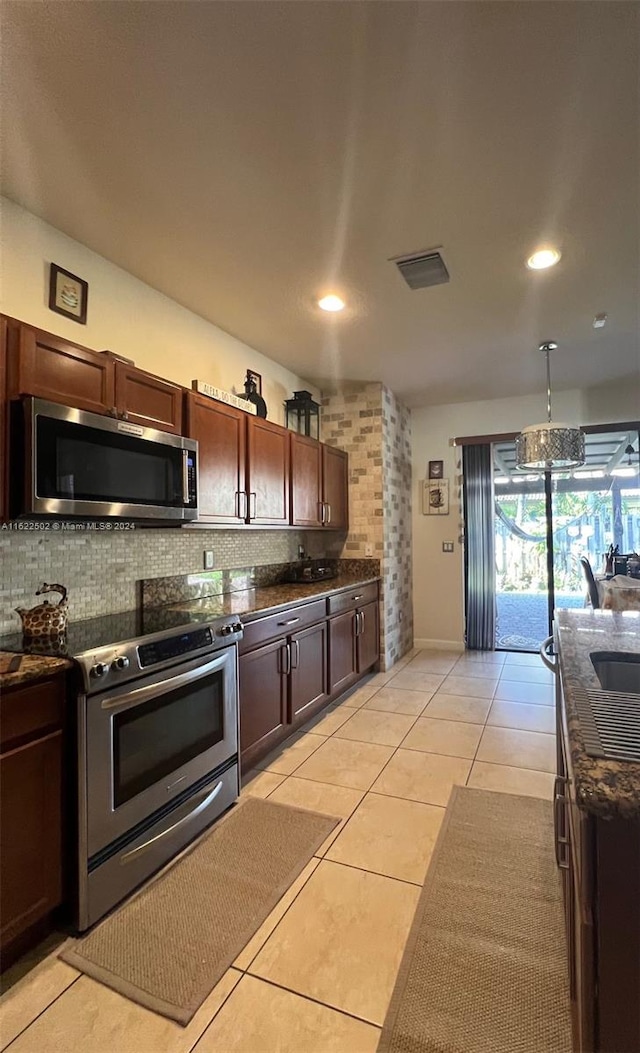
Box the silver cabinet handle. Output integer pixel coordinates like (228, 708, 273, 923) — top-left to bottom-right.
(278, 617, 300, 626)
(280, 643, 291, 675)
(553, 776, 570, 870)
(360, 610, 365, 635)
(121, 780, 223, 864)
(354, 611, 362, 636)
(249, 492, 257, 519)
(318, 502, 325, 524)
(236, 491, 248, 519)
(540, 636, 557, 673)
(352, 594, 363, 601)
(291, 639, 300, 669)
(326, 503, 331, 525)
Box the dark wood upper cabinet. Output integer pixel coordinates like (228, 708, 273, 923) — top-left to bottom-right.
(322, 445, 349, 531)
(114, 362, 184, 434)
(7, 321, 115, 415)
(247, 415, 290, 525)
(186, 391, 246, 523)
(290, 433, 323, 527)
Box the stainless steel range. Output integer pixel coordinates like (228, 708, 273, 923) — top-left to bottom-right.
(73, 615, 243, 930)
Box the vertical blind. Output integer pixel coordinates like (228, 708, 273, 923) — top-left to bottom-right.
(462, 444, 496, 650)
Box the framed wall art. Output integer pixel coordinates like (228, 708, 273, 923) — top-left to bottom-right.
(428, 459, 444, 479)
(422, 478, 449, 515)
(49, 263, 88, 324)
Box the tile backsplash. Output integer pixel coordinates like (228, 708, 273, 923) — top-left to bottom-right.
(0, 527, 332, 635)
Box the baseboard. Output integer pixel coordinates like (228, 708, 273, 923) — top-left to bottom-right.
(414, 638, 465, 652)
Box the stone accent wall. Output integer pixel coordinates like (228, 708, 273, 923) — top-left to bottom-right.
(0, 527, 328, 635)
(381, 387, 413, 665)
(321, 383, 413, 670)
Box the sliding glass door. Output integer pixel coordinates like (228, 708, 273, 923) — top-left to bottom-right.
(491, 425, 639, 652)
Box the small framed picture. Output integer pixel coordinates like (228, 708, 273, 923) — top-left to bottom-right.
(49, 263, 88, 324)
(428, 459, 444, 479)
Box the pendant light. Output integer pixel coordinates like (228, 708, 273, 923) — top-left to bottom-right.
(515, 342, 585, 471)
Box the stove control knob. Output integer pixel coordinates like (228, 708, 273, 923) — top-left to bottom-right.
(114, 656, 130, 671)
(91, 662, 110, 678)
(232, 622, 243, 634)
(218, 624, 233, 636)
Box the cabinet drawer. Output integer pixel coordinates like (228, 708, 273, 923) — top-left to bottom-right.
(327, 582, 378, 616)
(240, 599, 327, 654)
(0, 677, 65, 750)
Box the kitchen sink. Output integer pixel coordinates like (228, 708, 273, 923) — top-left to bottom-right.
(590, 651, 640, 694)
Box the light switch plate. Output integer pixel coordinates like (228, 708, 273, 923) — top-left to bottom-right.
(442, 542, 454, 553)
(204, 550, 215, 569)
(365, 543, 373, 558)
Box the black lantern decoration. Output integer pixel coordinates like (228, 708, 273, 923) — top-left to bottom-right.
(285, 390, 320, 439)
(242, 370, 267, 418)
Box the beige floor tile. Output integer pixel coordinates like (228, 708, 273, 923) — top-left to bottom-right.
(6, 970, 241, 1053)
(233, 859, 321, 970)
(494, 680, 555, 706)
(0, 958, 78, 1051)
(401, 717, 483, 759)
(452, 658, 505, 678)
(364, 671, 395, 687)
(334, 708, 417, 747)
(325, 793, 445, 884)
(305, 705, 355, 736)
(476, 726, 556, 773)
(249, 859, 420, 1026)
(497, 663, 554, 684)
(403, 654, 457, 674)
(256, 732, 328, 775)
(266, 777, 364, 856)
(240, 769, 286, 798)
(371, 749, 471, 807)
(335, 683, 381, 709)
(292, 737, 395, 791)
(503, 651, 544, 666)
(468, 761, 555, 800)
(488, 700, 556, 735)
(424, 693, 492, 724)
(194, 974, 381, 1053)
(362, 686, 433, 716)
(385, 670, 445, 693)
(437, 674, 497, 698)
(456, 650, 505, 664)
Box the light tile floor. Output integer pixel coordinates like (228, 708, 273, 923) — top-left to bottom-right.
(0, 647, 556, 1053)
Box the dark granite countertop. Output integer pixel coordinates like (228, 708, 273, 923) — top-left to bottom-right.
(556, 608, 640, 819)
(0, 652, 72, 690)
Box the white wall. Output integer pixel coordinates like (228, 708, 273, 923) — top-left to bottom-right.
(0, 197, 317, 424)
(412, 384, 639, 648)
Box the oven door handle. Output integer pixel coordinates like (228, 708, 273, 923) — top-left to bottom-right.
(100, 654, 226, 712)
(120, 780, 224, 864)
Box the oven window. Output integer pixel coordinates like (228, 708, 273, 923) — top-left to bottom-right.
(113, 670, 224, 807)
(36, 416, 185, 506)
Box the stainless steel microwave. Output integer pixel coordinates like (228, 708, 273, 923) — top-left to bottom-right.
(14, 398, 198, 521)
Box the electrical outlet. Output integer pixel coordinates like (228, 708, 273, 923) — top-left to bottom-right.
(442, 542, 454, 553)
(365, 542, 373, 558)
(204, 550, 215, 569)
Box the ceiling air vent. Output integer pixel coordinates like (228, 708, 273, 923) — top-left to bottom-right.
(394, 250, 450, 290)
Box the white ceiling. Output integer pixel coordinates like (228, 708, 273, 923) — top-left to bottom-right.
(1, 2, 638, 407)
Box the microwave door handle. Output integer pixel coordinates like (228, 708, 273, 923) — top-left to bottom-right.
(100, 654, 225, 712)
(182, 450, 190, 504)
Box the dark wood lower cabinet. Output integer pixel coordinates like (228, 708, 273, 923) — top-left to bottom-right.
(239, 586, 381, 772)
(0, 676, 66, 970)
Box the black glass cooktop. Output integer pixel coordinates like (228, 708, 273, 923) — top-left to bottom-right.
(0, 605, 221, 659)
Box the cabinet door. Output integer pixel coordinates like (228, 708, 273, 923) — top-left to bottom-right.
(247, 416, 290, 525)
(322, 445, 348, 530)
(115, 363, 184, 434)
(186, 392, 246, 523)
(239, 638, 287, 769)
(10, 323, 115, 414)
(290, 621, 329, 724)
(290, 434, 323, 527)
(357, 600, 379, 673)
(328, 611, 358, 696)
(0, 730, 62, 955)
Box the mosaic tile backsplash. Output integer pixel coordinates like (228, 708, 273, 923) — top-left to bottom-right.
(0, 528, 334, 636)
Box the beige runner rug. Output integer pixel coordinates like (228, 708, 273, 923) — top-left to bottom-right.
(378, 786, 572, 1053)
(61, 796, 337, 1024)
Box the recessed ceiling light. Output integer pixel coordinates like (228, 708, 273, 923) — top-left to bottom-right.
(526, 248, 562, 270)
(318, 294, 345, 312)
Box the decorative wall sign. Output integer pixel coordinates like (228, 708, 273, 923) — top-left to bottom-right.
(423, 478, 449, 515)
(428, 459, 444, 479)
(191, 380, 257, 414)
(49, 263, 88, 324)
